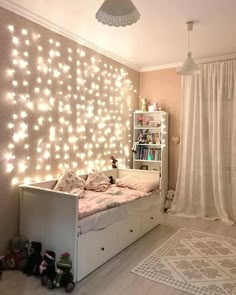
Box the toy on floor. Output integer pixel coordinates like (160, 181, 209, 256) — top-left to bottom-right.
(23, 241, 42, 276)
(164, 190, 175, 212)
(0, 236, 29, 271)
(52, 252, 75, 293)
(40, 250, 56, 287)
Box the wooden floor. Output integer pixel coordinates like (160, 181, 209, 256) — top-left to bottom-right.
(1, 214, 236, 295)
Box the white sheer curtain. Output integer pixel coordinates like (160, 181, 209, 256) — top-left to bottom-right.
(170, 60, 236, 224)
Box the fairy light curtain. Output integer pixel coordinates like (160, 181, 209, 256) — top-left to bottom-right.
(0, 9, 138, 186)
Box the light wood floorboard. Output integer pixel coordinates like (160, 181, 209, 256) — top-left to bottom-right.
(0, 214, 235, 295)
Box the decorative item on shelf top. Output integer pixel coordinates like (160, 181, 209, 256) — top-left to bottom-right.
(148, 105, 155, 112)
(140, 98, 148, 112)
(110, 156, 118, 169)
(153, 102, 159, 111)
(148, 102, 162, 112)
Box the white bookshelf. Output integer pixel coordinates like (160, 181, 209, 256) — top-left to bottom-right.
(132, 111, 168, 204)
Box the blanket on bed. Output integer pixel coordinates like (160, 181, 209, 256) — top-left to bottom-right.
(79, 185, 151, 219)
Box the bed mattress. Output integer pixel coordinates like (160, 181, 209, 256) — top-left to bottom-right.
(78, 185, 154, 219)
(78, 192, 161, 235)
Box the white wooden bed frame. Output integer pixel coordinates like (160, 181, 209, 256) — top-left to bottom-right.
(19, 169, 163, 282)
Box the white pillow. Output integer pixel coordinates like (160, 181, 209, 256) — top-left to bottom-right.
(85, 171, 110, 192)
(116, 175, 159, 193)
(53, 169, 85, 198)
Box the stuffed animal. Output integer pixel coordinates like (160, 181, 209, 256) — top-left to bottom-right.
(52, 252, 75, 293)
(110, 156, 118, 169)
(23, 241, 42, 276)
(40, 250, 56, 287)
(109, 176, 115, 185)
(0, 236, 29, 271)
(164, 190, 175, 211)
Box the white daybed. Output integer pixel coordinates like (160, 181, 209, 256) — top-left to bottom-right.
(19, 169, 163, 282)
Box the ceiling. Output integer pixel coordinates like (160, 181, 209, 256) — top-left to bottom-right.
(3, 0, 236, 71)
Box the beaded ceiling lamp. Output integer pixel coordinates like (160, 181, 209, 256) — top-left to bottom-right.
(96, 0, 140, 27)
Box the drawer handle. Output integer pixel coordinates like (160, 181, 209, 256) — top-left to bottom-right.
(101, 247, 105, 251)
(150, 217, 154, 220)
(130, 229, 133, 233)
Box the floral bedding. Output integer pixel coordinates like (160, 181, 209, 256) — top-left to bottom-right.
(79, 185, 151, 219)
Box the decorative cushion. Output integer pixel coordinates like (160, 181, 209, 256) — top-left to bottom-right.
(85, 170, 110, 192)
(115, 175, 159, 193)
(53, 169, 85, 198)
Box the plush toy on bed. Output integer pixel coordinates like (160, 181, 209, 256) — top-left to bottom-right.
(0, 236, 29, 271)
(109, 176, 115, 185)
(51, 252, 75, 293)
(111, 156, 118, 169)
(40, 250, 56, 287)
(23, 241, 42, 276)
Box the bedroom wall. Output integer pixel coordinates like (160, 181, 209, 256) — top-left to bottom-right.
(140, 69, 181, 190)
(0, 7, 139, 254)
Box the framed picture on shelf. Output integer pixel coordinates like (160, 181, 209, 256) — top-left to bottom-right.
(149, 121, 161, 128)
(144, 116, 153, 127)
(140, 165, 148, 170)
(152, 133, 161, 144)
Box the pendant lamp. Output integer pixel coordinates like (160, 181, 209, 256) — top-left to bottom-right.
(96, 0, 140, 27)
(177, 21, 200, 76)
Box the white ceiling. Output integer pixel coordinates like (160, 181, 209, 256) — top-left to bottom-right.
(3, 0, 236, 71)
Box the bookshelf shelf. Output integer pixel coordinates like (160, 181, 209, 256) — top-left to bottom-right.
(134, 127, 162, 131)
(136, 144, 161, 147)
(132, 110, 168, 202)
(134, 160, 161, 163)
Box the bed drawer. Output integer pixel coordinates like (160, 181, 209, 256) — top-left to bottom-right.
(141, 207, 160, 234)
(116, 214, 142, 249)
(77, 225, 117, 280)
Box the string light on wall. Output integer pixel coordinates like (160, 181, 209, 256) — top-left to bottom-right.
(4, 23, 137, 185)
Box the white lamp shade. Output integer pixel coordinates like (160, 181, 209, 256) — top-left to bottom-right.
(96, 0, 140, 27)
(177, 52, 200, 76)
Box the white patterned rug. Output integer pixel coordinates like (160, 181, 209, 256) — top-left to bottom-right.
(132, 228, 236, 295)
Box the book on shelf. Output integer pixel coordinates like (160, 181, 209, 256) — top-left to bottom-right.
(135, 146, 161, 161)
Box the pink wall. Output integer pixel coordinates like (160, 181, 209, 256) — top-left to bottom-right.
(140, 68, 181, 189)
